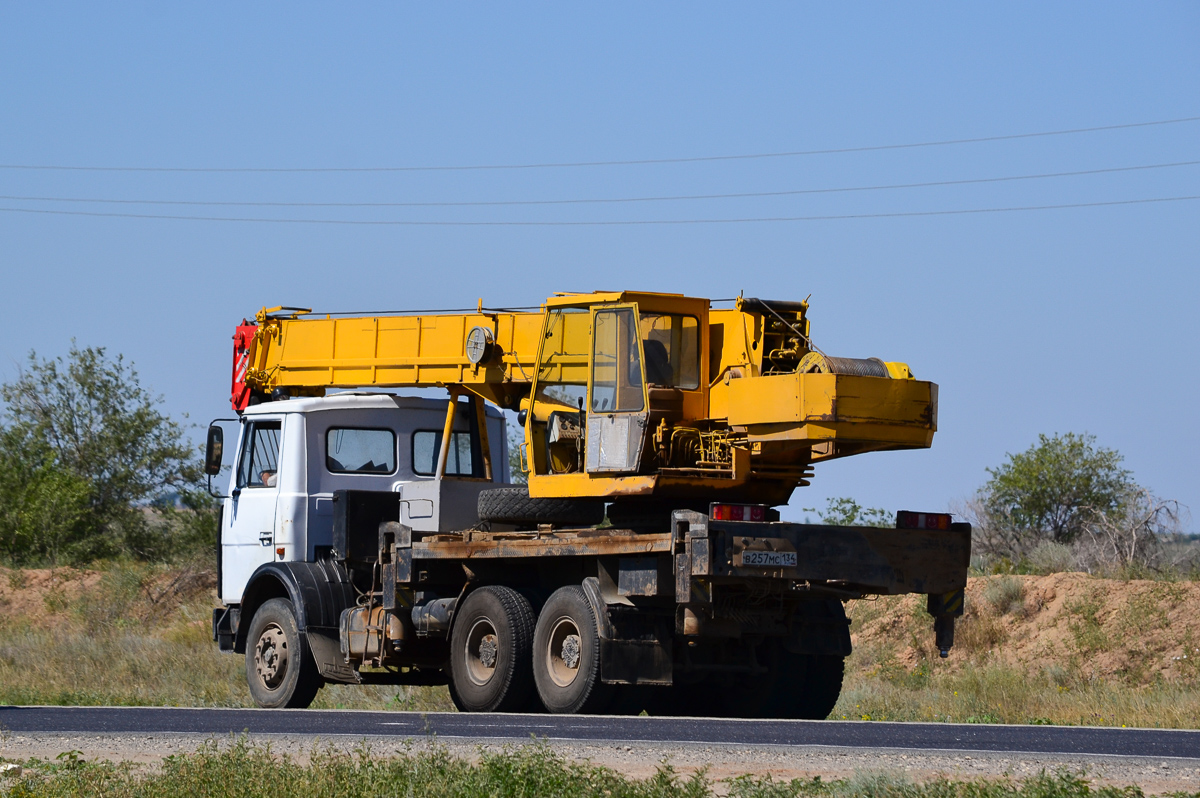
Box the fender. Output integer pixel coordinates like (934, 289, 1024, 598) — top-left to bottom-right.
(234, 559, 355, 654)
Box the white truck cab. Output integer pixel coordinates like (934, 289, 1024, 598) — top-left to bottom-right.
(218, 393, 508, 604)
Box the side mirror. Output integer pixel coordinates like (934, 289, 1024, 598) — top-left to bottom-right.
(205, 425, 224, 476)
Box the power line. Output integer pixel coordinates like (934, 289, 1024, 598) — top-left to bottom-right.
(0, 116, 1196, 174)
(1, 160, 1195, 209)
(0, 195, 1195, 226)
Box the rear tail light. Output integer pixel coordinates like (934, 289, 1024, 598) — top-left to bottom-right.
(709, 503, 767, 522)
(896, 511, 952, 530)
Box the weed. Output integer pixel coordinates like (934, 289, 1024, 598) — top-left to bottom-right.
(956, 609, 1007, 653)
(6, 569, 27, 590)
(984, 576, 1026, 616)
(1066, 597, 1108, 656)
(41, 592, 68, 615)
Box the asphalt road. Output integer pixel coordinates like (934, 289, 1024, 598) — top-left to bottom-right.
(3, 706, 1199, 760)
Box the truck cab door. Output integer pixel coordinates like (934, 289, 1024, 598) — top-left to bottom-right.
(586, 304, 650, 473)
(220, 417, 284, 603)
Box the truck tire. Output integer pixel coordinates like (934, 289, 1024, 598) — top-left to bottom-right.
(448, 586, 536, 712)
(244, 598, 323, 709)
(532, 585, 612, 714)
(477, 487, 603, 527)
(772, 652, 844, 719)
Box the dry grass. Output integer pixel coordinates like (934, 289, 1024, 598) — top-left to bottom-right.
(0, 562, 451, 712)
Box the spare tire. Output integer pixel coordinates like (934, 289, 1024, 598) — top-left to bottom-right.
(477, 486, 604, 527)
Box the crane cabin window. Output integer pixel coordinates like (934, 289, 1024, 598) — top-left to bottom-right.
(326, 428, 396, 475)
(237, 421, 282, 489)
(591, 307, 645, 413)
(412, 430, 474, 477)
(639, 313, 699, 389)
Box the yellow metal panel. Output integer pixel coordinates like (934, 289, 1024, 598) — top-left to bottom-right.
(377, 317, 422, 363)
(528, 472, 657, 499)
(726, 372, 935, 438)
(279, 318, 335, 362)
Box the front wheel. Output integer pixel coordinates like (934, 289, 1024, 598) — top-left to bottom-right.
(244, 598, 323, 709)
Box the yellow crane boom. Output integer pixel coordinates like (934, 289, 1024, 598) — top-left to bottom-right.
(231, 291, 937, 506)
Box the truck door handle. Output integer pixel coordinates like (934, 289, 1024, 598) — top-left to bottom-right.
(259, 531, 272, 546)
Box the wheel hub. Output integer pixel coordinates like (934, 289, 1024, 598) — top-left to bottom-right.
(478, 634, 498, 669)
(546, 617, 583, 688)
(465, 619, 500, 686)
(560, 634, 581, 670)
(254, 624, 289, 688)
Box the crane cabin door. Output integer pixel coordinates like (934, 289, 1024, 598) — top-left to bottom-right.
(586, 305, 649, 473)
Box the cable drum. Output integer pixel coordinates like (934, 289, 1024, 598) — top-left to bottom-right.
(797, 352, 890, 378)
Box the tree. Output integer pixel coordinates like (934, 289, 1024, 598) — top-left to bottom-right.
(0, 345, 203, 564)
(982, 432, 1133, 547)
(0, 427, 92, 564)
(804, 497, 892, 527)
(507, 422, 527, 484)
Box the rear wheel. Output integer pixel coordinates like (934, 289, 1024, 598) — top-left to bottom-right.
(771, 652, 845, 719)
(245, 598, 323, 709)
(532, 586, 612, 714)
(712, 641, 783, 718)
(449, 586, 536, 712)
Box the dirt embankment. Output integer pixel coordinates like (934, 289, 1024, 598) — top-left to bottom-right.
(849, 573, 1200, 685)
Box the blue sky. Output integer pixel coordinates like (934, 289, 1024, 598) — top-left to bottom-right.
(1, 4, 1196, 523)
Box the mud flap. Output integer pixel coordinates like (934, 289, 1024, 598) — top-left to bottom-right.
(583, 577, 673, 685)
(307, 628, 360, 684)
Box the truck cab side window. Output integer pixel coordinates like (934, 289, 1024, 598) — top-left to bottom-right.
(412, 430, 474, 477)
(326, 427, 397, 474)
(237, 421, 282, 489)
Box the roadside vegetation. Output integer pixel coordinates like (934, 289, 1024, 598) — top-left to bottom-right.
(2, 740, 1196, 798)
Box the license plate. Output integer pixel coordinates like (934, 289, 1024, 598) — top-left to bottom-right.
(741, 550, 797, 567)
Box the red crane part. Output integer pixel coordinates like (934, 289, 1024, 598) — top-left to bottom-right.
(230, 323, 257, 412)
